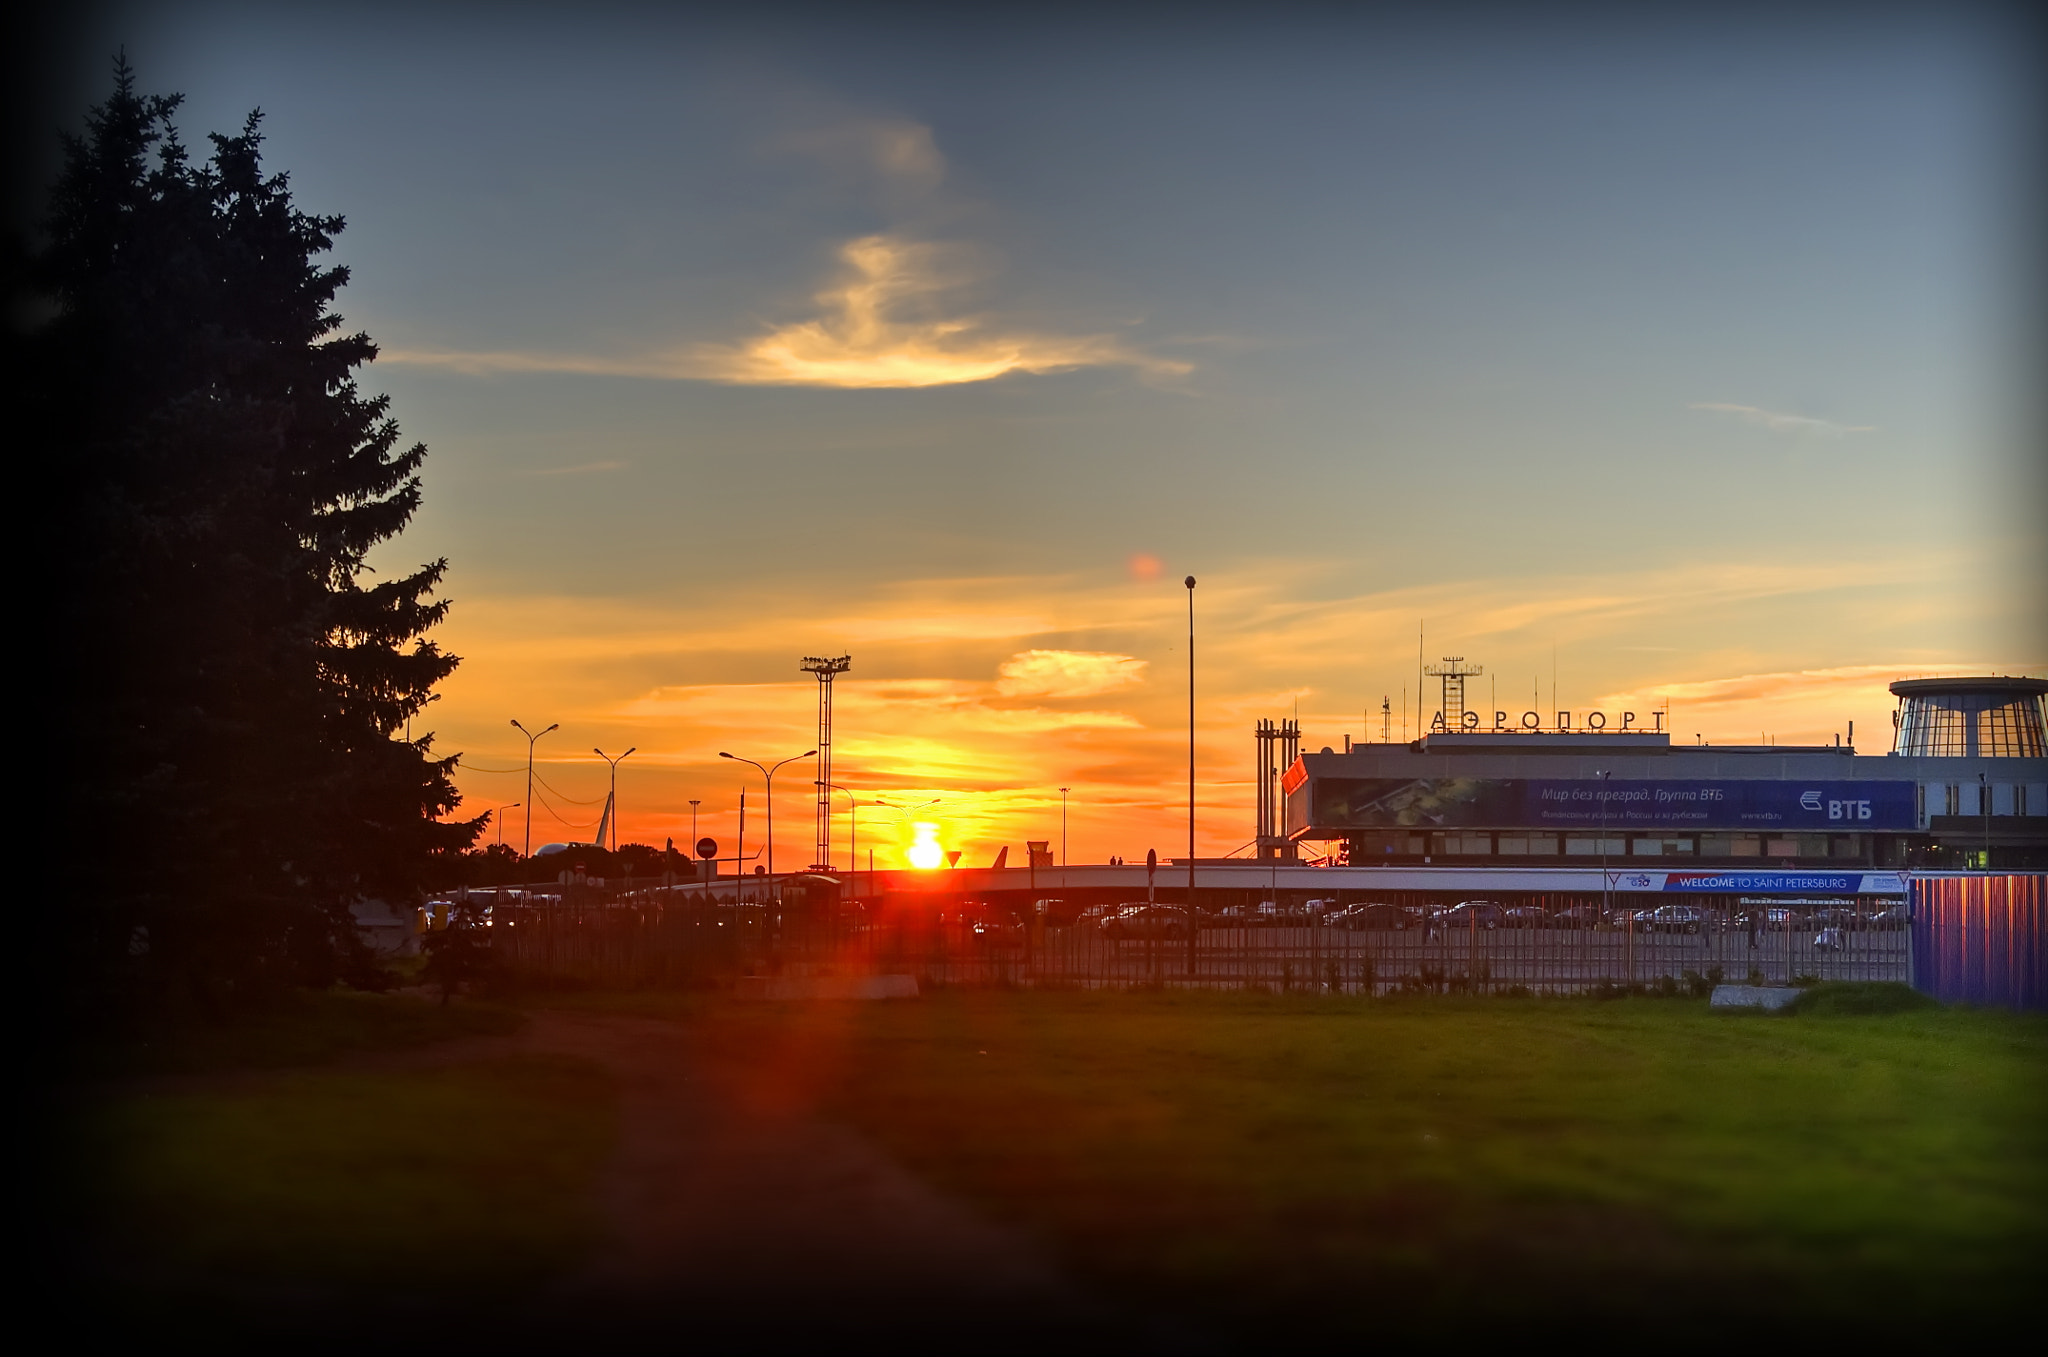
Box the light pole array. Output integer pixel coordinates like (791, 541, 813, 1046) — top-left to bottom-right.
(510, 719, 558, 858)
(721, 749, 816, 894)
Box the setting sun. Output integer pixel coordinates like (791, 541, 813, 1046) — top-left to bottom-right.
(907, 822, 944, 870)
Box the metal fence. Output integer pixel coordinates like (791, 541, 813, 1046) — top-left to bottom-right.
(1911, 873, 2046, 1010)
(484, 898, 1911, 995)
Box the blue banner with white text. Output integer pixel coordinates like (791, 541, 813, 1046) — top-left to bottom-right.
(1310, 778, 1916, 831)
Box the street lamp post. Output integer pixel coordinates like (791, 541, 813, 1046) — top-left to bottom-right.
(1979, 771, 1991, 869)
(594, 746, 636, 853)
(510, 719, 558, 858)
(494, 803, 521, 847)
(1595, 769, 1618, 981)
(721, 749, 816, 898)
(875, 797, 941, 879)
(1059, 785, 1070, 894)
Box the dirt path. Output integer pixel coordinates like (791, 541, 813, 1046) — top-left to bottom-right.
(512, 1009, 1164, 1352)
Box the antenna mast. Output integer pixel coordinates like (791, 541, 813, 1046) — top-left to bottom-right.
(1423, 657, 1485, 732)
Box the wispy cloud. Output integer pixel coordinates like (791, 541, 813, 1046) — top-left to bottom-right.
(513, 460, 627, 477)
(380, 239, 1189, 388)
(1689, 402, 1877, 437)
(772, 116, 947, 194)
(378, 348, 681, 380)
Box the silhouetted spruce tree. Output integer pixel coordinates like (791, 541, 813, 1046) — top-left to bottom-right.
(27, 59, 479, 1014)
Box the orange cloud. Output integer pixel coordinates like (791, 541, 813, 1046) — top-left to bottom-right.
(690, 235, 1188, 388)
(995, 650, 1147, 699)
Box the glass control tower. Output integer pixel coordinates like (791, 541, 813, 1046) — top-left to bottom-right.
(1890, 677, 2048, 759)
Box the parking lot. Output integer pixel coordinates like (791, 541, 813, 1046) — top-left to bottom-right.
(901, 901, 1912, 992)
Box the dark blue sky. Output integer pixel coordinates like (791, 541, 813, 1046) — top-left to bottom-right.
(26, 3, 2044, 854)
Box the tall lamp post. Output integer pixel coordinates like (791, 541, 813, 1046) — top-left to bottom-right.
(494, 803, 521, 847)
(688, 799, 701, 879)
(1185, 575, 1198, 974)
(721, 749, 816, 897)
(594, 746, 636, 852)
(511, 719, 558, 858)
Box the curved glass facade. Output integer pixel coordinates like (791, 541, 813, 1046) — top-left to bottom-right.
(1893, 688, 2048, 758)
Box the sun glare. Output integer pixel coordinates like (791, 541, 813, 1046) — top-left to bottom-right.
(907, 822, 944, 870)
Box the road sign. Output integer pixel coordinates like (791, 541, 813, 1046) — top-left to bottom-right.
(696, 837, 718, 860)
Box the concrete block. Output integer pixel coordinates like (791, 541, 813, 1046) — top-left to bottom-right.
(735, 973, 921, 1001)
(1710, 984, 1803, 1012)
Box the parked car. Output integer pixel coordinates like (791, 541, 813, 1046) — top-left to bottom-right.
(1550, 904, 1600, 930)
(1253, 900, 1309, 926)
(1637, 905, 1706, 934)
(1100, 905, 1191, 940)
(1812, 926, 1847, 952)
(1501, 904, 1548, 928)
(1442, 900, 1502, 930)
(1866, 904, 1910, 930)
(1326, 902, 1407, 931)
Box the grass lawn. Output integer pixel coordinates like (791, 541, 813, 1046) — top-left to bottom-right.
(57, 985, 2047, 1346)
(749, 988, 2048, 1340)
(63, 993, 616, 1346)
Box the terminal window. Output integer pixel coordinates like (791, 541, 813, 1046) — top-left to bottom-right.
(1630, 837, 1694, 856)
(1564, 835, 1627, 856)
(1700, 834, 1761, 857)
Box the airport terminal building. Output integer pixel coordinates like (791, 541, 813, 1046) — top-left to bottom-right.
(1282, 676, 2048, 879)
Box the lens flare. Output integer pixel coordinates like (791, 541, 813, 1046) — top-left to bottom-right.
(908, 822, 944, 870)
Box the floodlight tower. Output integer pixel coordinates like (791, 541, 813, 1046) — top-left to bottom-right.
(802, 654, 853, 871)
(1423, 657, 1484, 732)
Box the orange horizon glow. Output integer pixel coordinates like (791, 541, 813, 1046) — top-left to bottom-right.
(425, 553, 2042, 868)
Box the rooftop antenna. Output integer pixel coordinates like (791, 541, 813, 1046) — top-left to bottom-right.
(1424, 657, 1484, 733)
(1381, 694, 1391, 744)
(801, 654, 853, 871)
(1416, 622, 1424, 743)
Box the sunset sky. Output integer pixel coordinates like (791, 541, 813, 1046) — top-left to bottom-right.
(37, 4, 2044, 869)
